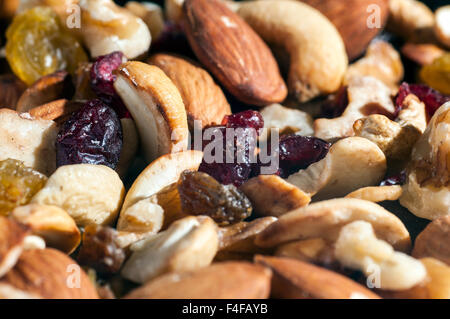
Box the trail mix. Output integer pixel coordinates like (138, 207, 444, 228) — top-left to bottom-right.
(0, 0, 449, 299)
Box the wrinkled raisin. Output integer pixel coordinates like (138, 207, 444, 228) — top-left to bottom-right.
(5, 7, 87, 85)
(56, 99, 123, 169)
(0, 159, 47, 216)
(395, 82, 450, 117)
(77, 224, 125, 275)
(178, 170, 252, 226)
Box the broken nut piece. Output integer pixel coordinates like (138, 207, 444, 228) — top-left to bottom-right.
(412, 216, 450, 265)
(345, 185, 403, 203)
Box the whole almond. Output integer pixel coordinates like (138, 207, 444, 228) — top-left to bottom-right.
(148, 53, 231, 129)
(183, 0, 287, 106)
(0, 216, 29, 277)
(0, 248, 98, 299)
(125, 262, 272, 299)
(412, 216, 450, 266)
(255, 255, 380, 299)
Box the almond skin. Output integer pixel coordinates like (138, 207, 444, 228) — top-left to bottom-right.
(412, 216, 450, 266)
(148, 53, 231, 130)
(0, 248, 98, 299)
(183, 0, 287, 106)
(124, 262, 272, 299)
(0, 216, 29, 277)
(255, 255, 380, 299)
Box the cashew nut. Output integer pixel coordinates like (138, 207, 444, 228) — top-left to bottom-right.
(400, 102, 450, 220)
(314, 76, 396, 141)
(287, 137, 386, 201)
(238, 0, 348, 102)
(116, 118, 139, 178)
(255, 198, 411, 252)
(114, 62, 189, 163)
(31, 164, 125, 227)
(346, 185, 403, 203)
(121, 216, 218, 283)
(335, 221, 427, 291)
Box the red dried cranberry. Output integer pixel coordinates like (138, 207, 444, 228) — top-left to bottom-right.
(278, 135, 330, 178)
(380, 171, 407, 186)
(395, 82, 450, 117)
(321, 86, 349, 118)
(56, 99, 123, 169)
(90, 51, 124, 97)
(222, 110, 264, 135)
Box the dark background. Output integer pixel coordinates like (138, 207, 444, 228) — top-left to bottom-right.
(114, 0, 449, 11)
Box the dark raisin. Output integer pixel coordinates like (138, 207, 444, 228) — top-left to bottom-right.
(395, 82, 450, 117)
(56, 99, 123, 169)
(77, 224, 125, 275)
(380, 171, 407, 186)
(278, 135, 330, 177)
(222, 110, 264, 134)
(178, 170, 252, 226)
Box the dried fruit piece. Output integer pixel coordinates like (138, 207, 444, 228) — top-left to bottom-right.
(396, 82, 450, 117)
(77, 224, 125, 275)
(56, 99, 123, 169)
(222, 110, 264, 133)
(5, 7, 87, 85)
(380, 171, 406, 186)
(420, 53, 450, 96)
(0, 159, 47, 216)
(178, 170, 252, 226)
(90, 51, 124, 98)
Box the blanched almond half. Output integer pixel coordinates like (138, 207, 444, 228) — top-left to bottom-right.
(125, 261, 272, 299)
(255, 198, 411, 252)
(240, 175, 310, 217)
(114, 61, 189, 162)
(255, 255, 380, 299)
(11, 204, 81, 254)
(31, 164, 125, 227)
(0, 216, 29, 278)
(0, 109, 58, 176)
(121, 216, 218, 283)
(0, 248, 98, 299)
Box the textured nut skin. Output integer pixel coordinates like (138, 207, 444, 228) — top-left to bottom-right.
(0, 248, 98, 299)
(11, 204, 81, 254)
(0, 216, 29, 278)
(114, 62, 189, 163)
(240, 175, 310, 217)
(400, 102, 450, 220)
(31, 164, 125, 227)
(183, 0, 287, 106)
(15, 71, 71, 113)
(0, 109, 58, 176)
(238, 0, 347, 103)
(255, 255, 380, 299)
(412, 216, 450, 265)
(125, 262, 272, 299)
(27, 100, 83, 123)
(255, 198, 411, 253)
(287, 137, 387, 201)
(335, 221, 426, 291)
(121, 216, 219, 283)
(148, 53, 231, 130)
(0, 74, 26, 109)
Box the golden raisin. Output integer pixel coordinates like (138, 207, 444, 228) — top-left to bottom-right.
(0, 159, 47, 216)
(178, 170, 252, 226)
(420, 53, 450, 95)
(5, 7, 87, 85)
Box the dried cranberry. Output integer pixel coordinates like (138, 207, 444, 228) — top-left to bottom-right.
(56, 99, 123, 169)
(277, 135, 330, 177)
(321, 86, 349, 118)
(380, 171, 407, 186)
(222, 110, 264, 134)
(395, 82, 450, 117)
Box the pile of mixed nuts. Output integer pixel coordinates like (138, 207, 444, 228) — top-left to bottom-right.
(0, 0, 449, 299)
